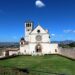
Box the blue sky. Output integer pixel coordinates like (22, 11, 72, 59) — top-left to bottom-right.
(0, 0, 75, 42)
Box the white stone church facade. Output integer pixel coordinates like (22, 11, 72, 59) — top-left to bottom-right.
(19, 21, 59, 55)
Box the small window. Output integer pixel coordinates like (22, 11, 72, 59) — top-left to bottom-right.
(37, 30, 40, 33)
(26, 23, 31, 27)
(29, 24, 31, 27)
(28, 24, 30, 27)
(26, 23, 29, 27)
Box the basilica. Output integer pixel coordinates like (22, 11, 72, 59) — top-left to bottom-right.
(19, 21, 59, 55)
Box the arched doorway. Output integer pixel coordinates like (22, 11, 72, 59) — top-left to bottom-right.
(35, 44, 42, 52)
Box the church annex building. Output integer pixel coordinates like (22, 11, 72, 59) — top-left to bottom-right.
(0, 21, 59, 57)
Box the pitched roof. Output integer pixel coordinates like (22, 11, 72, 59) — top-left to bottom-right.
(30, 25, 48, 34)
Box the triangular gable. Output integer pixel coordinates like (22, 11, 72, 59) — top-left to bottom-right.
(31, 25, 47, 34)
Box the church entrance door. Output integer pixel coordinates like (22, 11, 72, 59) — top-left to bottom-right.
(35, 44, 42, 53)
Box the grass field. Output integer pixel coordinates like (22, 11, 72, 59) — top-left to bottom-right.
(0, 55, 75, 75)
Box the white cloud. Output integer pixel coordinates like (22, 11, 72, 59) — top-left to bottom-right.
(64, 29, 75, 33)
(35, 0, 45, 8)
(64, 30, 72, 33)
(51, 34, 55, 36)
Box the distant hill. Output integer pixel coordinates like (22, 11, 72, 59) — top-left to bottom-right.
(0, 42, 19, 48)
(51, 40, 75, 44)
(0, 42, 19, 45)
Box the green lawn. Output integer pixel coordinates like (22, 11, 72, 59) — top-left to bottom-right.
(0, 55, 75, 75)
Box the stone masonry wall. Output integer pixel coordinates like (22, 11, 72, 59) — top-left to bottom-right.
(59, 47, 75, 59)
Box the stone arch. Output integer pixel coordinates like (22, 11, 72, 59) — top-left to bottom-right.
(35, 44, 42, 52)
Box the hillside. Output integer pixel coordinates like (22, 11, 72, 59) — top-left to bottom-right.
(0, 55, 75, 75)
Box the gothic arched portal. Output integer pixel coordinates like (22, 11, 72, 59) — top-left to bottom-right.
(35, 44, 42, 52)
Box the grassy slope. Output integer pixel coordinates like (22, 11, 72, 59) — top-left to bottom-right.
(0, 55, 75, 75)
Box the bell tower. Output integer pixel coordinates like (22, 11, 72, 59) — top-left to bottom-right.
(25, 21, 33, 41)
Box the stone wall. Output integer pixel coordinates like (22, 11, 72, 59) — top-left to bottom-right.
(59, 47, 75, 59)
